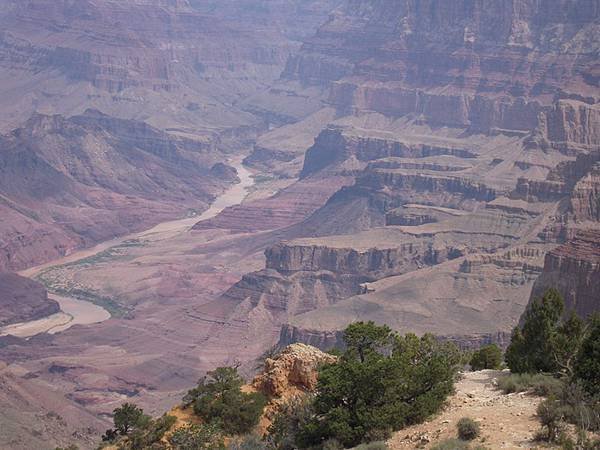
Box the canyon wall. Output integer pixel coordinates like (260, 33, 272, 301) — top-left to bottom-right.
(284, 0, 599, 132)
(528, 230, 600, 318)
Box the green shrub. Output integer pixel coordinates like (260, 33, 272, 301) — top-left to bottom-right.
(575, 315, 600, 396)
(169, 423, 224, 450)
(456, 417, 480, 441)
(322, 439, 343, 450)
(559, 382, 600, 432)
(298, 323, 460, 448)
(497, 373, 563, 397)
(267, 396, 315, 450)
(537, 398, 566, 442)
(470, 344, 502, 370)
(505, 289, 564, 374)
(184, 367, 267, 435)
(113, 403, 149, 435)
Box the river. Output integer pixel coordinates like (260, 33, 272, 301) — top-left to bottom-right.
(4, 160, 254, 338)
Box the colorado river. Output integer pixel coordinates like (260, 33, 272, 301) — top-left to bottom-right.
(6, 160, 255, 338)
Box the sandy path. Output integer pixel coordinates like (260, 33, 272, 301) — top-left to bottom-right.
(388, 370, 543, 449)
(9, 160, 255, 338)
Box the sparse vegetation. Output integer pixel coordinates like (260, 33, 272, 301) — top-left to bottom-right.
(469, 344, 502, 370)
(169, 423, 225, 450)
(100, 403, 176, 449)
(183, 366, 267, 435)
(227, 434, 269, 450)
(496, 373, 563, 397)
(503, 288, 600, 444)
(456, 417, 480, 440)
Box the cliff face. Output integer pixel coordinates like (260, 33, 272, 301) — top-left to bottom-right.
(0, 273, 59, 327)
(528, 230, 600, 318)
(0, 0, 340, 134)
(285, 0, 599, 132)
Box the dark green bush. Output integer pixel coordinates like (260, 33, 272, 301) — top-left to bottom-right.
(505, 289, 564, 374)
(113, 403, 149, 436)
(456, 417, 480, 441)
(267, 396, 315, 450)
(470, 344, 502, 370)
(184, 367, 267, 435)
(575, 315, 600, 396)
(297, 322, 460, 448)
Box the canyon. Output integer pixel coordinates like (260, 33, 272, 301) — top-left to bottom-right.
(0, 0, 598, 448)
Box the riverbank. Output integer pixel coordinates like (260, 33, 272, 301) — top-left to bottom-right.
(8, 160, 255, 339)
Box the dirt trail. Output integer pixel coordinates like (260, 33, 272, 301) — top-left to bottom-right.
(389, 370, 543, 449)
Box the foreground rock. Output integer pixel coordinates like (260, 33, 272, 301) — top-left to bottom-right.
(253, 343, 337, 398)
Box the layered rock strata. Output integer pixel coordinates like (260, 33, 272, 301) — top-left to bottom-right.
(285, 0, 599, 133)
(528, 230, 600, 318)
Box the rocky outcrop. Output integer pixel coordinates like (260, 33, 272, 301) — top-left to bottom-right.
(221, 268, 367, 319)
(265, 240, 462, 278)
(301, 127, 477, 179)
(0, 273, 59, 327)
(569, 164, 600, 222)
(253, 343, 336, 397)
(528, 230, 600, 319)
(540, 100, 600, 152)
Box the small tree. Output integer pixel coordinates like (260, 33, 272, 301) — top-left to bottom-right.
(343, 321, 394, 362)
(113, 403, 148, 435)
(470, 344, 502, 370)
(551, 311, 587, 379)
(505, 289, 564, 374)
(574, 315, 600, 396)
